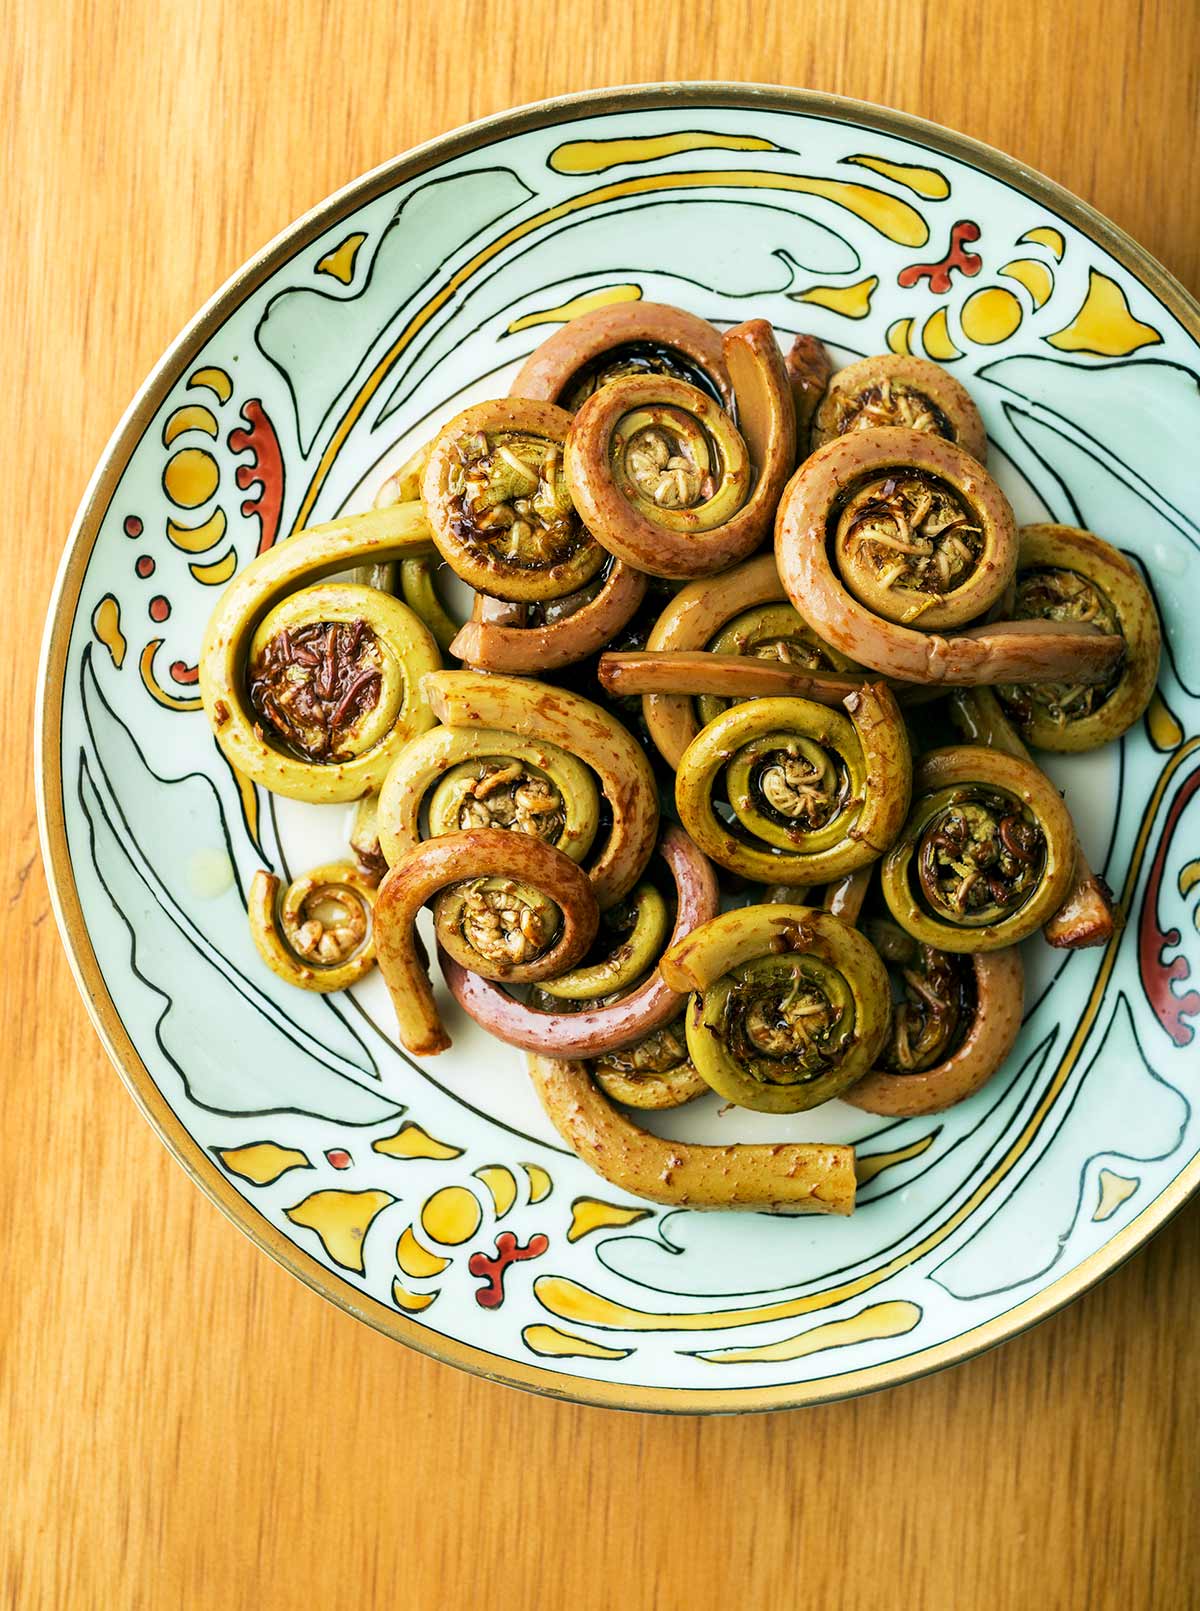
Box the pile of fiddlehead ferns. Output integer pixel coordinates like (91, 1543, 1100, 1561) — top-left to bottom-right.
(200, 300, 1160, 1216)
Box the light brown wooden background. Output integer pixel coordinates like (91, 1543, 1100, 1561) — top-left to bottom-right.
(6, 1, 1200, 1606)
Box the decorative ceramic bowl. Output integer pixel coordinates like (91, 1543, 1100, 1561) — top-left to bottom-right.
(37, 85, 1200, 1412)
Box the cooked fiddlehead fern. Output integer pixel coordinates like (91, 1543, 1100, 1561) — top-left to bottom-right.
(374, 829, 600, 1055)
(439, 824, 718, 1067)
(843, 919, 1023, 1115)
(422, 399, 605, 601)
(675, 683, 911, 884)
(775, 426, 1126, 686)
(949, 686, 1117, 948)
(598, 648, 865, 709)
(812, 353, 988, 462)
(660, 904, 890, 1113)
(248, 861, 377, 992)
(994, 524, 1160, 750)
(441, 831, 715, 1082)
(527, 1054, 857, 1212)
(449, 558, 647, 672)
(630, 552, 855, 767)
(199, 503, 441, 802)
(348, 792, 387, 883)
(588, 1016, 709, 1111)
(422, 670, 659, 908)
(375, 724, 600, 869)
(510, 299, 733, 409)
(783, 332, 833, 456)
(564, 320, 795, 579)
(359, 440, 467, 653)
(880, 744, 1077, 951)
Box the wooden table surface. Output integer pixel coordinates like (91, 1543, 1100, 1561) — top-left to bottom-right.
(6, 1, 1200, 1605)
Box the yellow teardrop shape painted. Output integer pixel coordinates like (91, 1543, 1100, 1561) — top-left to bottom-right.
(568, 1197, 653, 1242)
(91, 594, 126, 668)
(1146, 689, 1183, 751)
(694, 1300, 922, 1364)
(549, 131, 778, 174)
(507, 283, 641, 333)
(1045, 270, 1162, 355)
(1179, 860, 1200, 900)
(855, 1130, 937, 1185)
(1092, 1168, 1138, 1222)
(217, 1141, 310, 1185)
(843, 154, 950, 199)
(791, 275, 877, 319)
(372, 1122, 463, 1161)
(316, 232, 367, 285)
(522, 1324, 632, 1361)
(285, 1188, 395, 1273)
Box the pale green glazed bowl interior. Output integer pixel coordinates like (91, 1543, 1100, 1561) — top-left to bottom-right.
(37, 85, 1200, 1412)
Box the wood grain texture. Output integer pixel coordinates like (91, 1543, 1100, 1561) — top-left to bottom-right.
(5, 0, 1200, 1605)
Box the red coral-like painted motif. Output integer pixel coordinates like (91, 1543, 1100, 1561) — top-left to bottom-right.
(1138, 763, 1200, 1046)
(898, 221, 983, 294)
(228, 400, 285, 554)
(169, 659, 199, 686)
(468, 1231, 550, 1309)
